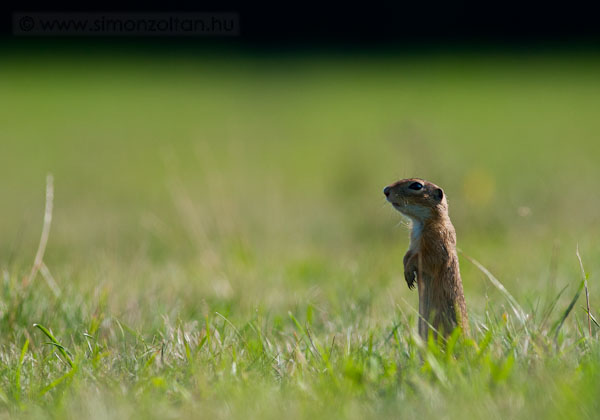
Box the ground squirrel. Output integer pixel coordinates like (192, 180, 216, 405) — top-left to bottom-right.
(383, 178, 468, 339)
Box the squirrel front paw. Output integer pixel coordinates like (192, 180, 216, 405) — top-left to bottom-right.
(404, 267, 417, 289)
(403, 252, 418, 290)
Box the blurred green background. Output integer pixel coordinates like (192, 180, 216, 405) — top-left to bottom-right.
(2, 51, 599, 314)
(1, 48, 600, 418)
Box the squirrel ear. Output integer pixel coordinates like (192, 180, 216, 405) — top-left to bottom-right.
(435, 188, 444, 201)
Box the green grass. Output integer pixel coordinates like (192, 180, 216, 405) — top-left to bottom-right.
(1, 50, 600, 419)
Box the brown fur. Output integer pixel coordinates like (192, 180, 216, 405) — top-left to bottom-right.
(384, 178, 468, 339)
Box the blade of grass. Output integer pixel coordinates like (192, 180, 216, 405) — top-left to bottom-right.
(582, 307, 600, 329)
(459, 250, 526, 325)
(539, 284, 569, 331)
(288, 311, 323, 362)
(38, 368, 77, 397)
(43, 342, 73, 356)
(215, 312, 247, 346)
(14, 339, 29, 404)
(552, 278, 585, 344)
(33, 324, 74, 368)
(23, 174, 54, 289)
(576, 245, 592, 337)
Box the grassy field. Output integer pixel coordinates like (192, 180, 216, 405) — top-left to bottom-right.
(1, 50, 600, 419)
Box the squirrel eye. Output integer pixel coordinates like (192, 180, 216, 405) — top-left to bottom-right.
(408, 182, 423, 191)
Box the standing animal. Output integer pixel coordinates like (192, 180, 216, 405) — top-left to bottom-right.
(383, 178, 468, 339)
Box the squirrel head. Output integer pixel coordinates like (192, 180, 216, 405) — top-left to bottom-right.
(383, 178, 448, 222)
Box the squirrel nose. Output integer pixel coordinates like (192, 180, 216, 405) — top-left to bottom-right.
(383, 186, 391, 197)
